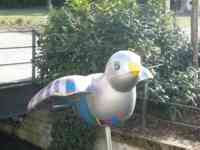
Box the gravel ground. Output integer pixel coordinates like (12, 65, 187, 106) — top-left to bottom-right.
(119, 111, 200, 149)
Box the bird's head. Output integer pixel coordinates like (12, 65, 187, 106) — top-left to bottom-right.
(105, 50, 153, 92)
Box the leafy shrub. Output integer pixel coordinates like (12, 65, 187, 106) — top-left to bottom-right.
(48, 110, 97, 150)
(36, 0, 139, 83)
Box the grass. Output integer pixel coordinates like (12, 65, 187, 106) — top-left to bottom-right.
(0, 9, 199, 30)
(176, 16, 200, 28)
(0, 8, 48, 28)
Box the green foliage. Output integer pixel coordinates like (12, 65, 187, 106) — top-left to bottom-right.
(48, 110, 97, 150)
(146, 25, 196, 107)
(0, 0, 47, 8)
(35, 0, 199, 149)
(65, 0, 138, 12)
(36, 0, 139, 83)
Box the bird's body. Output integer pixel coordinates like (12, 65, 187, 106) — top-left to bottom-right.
(85, 75, 136, 125)
(28, 50, 153, 127)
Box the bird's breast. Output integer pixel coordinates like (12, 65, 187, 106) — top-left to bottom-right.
(86, 78, 136, 125)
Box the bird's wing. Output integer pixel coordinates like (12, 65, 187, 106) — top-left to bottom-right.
(27, 74, 103, 111)
(124, 87, 137, 120)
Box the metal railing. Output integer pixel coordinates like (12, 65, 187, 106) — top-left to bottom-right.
(0, 30, 38, 86)
(141, 64, 200, 130)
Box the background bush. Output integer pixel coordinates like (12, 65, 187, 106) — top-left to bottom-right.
(0, 0, 47, 8)
(35, 0, 200, 149)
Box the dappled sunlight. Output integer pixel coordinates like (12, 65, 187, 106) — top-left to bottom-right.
(0, 8, 48, 28)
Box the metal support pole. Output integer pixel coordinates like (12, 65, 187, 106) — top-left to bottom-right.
(142, 81, 149, 129)
(32, 30, 36, 80)
(105, 126, 112, 150)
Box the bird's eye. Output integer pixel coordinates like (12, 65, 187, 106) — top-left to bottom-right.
(114, 62, 120, 71)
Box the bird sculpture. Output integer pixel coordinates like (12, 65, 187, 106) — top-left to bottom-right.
(27, 50, 153, 150)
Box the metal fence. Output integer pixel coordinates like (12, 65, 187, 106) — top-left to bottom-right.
(141, 65, 200, 130)
(0, 30, 38, 87)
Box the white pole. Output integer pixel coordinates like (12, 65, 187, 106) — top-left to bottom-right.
(105, 126, 112, 150)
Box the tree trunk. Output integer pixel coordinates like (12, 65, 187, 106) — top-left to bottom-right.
(191, 0, 199, 68)
(165, 0, 171, 13)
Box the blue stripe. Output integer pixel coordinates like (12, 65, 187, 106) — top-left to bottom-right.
(65, 79, 76, 93)
(77, 96, 96, 125)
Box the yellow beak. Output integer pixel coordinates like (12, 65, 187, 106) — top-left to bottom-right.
(128, 63, 141, 77)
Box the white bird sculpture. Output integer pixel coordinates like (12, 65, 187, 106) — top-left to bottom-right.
(27, 50, 153, 150)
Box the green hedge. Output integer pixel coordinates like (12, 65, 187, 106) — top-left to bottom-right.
(0, 0, 47, 8)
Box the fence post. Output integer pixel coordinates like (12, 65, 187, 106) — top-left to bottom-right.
(32, 30, 36, 80)
(142, 81, 149, 129)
